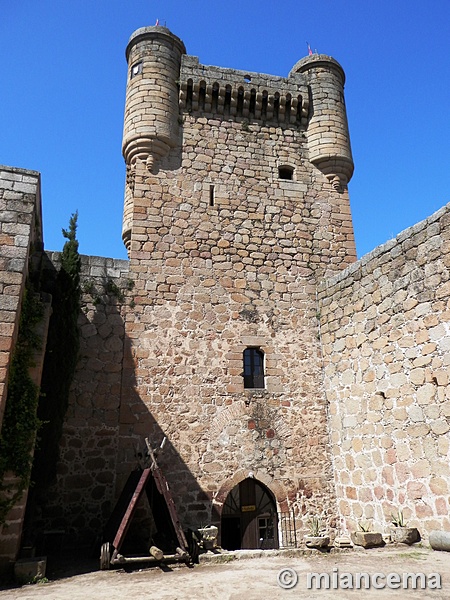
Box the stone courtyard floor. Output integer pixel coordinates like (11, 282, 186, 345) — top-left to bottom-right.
(0, 546, 449, 599)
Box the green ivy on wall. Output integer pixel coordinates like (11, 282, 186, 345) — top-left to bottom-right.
(0, 286, 44, 525)
(32, 212, 81, 489)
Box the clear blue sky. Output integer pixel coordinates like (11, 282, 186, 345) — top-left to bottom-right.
(2, 1, 450, 260)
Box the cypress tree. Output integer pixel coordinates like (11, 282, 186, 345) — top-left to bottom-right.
(32, 211, 81, 488)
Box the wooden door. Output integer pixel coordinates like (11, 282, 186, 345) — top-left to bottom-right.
(221, 478, 278, 550)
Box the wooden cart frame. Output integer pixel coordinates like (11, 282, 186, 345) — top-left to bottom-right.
(100, 438, 198, 569)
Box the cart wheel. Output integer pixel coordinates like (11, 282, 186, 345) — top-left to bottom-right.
(100, 542, 111, 570)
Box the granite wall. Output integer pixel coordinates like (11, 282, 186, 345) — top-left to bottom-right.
(318, 203, 450, 538)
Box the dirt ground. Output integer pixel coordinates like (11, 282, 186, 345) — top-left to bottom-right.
(1, 546, 449, 600)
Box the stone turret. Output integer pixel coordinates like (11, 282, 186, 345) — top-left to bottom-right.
(290, 54, 354, 191)
(122, 26, 186, 249)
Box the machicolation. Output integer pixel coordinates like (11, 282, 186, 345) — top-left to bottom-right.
(0, 24, 449, 568)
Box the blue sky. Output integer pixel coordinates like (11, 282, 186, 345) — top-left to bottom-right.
(2, 1, 450, 260)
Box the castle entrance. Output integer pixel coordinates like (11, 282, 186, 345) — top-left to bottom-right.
(220, 478, 278, 550)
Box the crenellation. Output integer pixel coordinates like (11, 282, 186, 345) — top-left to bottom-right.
(2, 25, 450, 564)
(179, 60, 310, 127)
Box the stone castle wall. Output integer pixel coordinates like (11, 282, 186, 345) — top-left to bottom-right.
(119, 27, 357, 544)
(31, 254, 129, 549)
(0, 166, 42, 431)
(120, 90, 356, 540)
(318, 203, 450, 537)
(0, 166, 45, 564)
(3, 26, 450, 559)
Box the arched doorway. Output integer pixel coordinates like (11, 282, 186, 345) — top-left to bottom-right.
(221, 478, 278, 550)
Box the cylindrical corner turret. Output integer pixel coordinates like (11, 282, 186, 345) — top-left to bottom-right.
(290, 54, 353, 190)
(123, 26, 186, 165)
(122, 26, 186, 249)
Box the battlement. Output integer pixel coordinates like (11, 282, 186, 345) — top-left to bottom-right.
(122, 26, 355, 251)
(179, 56, 310, 127)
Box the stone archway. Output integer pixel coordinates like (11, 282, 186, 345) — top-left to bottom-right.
(220, 478, 278, 550)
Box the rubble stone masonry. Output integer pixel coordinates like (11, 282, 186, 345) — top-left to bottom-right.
(0, 166, 44, 564)
(119, 26, 357, 541)
(121, 149, 353, 537)
(32, 254, 129, 548)
(0, 166, 42, 431)
(3, 25, 450, 558)
(318, 204, 450, 537)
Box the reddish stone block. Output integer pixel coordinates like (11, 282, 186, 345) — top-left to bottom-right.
(435, 497, 448, 516)
(345, 486, 357, 500)
(407, 481, 427, 500)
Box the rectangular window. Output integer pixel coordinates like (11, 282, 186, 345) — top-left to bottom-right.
(131, 61, 143, 79)
(278, 166, 294, 180)
(258, 516, 275, 541)
(243, 348, 265, 389)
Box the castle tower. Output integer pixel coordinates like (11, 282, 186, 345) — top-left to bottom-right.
(290, 54, 354, 191)
(122, 26, 186, 249)
(119, 27, 357, 549)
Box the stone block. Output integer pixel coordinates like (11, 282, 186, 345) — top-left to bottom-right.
(14, 557, 46, 584)
(350, 531, 384, 548)
(391, 527, 420, 545)
(411, 459, 431, 479)
(416, 383, 436, 404)
(430, 420, 450, 435)
(408, 405, 424, 422)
